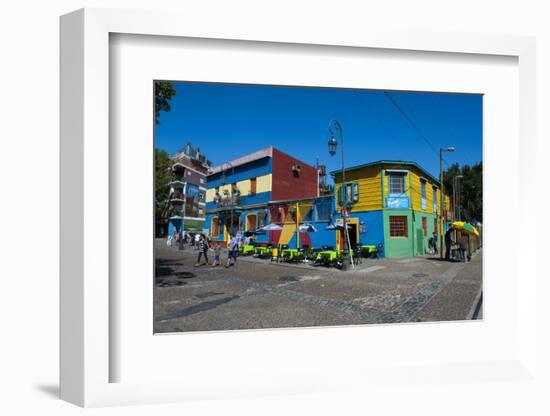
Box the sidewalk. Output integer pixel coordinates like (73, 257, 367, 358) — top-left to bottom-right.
(414, 250, 483, 321)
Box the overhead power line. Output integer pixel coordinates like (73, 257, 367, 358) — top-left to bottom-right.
(383, 92, 437, 155)
(382, 91, 452, 168)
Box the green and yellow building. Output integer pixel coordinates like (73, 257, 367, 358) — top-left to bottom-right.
(332, 160, 452, 258)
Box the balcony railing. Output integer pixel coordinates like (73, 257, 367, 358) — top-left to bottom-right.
(214, 194, 242, 207)
(170, 192, 185, 202)
(170, 175, 186, 184)
(169, 209, 184, 218)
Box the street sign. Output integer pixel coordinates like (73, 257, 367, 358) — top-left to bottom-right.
(341, 207, 349, 219)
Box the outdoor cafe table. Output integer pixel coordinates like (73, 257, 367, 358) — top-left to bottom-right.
(359, 245, 377, 255)
(280, 248, 301, 259)
(315, 250, 342, 261)
(254, 246, 273, 256)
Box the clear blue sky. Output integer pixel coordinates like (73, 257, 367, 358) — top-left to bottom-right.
(155, 82, 482, 181)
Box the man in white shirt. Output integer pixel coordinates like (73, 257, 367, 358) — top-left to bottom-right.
(225, 235, 239, 268)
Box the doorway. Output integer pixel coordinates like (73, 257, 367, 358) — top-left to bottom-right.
(347, 224, 358, 249)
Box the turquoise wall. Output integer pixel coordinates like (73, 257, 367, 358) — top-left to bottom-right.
(382, 210, 438, 257)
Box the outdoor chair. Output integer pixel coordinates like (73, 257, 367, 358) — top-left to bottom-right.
(369, 243, 384, 260)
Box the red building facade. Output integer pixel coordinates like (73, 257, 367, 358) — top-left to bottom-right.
(271, 148, 319, 201)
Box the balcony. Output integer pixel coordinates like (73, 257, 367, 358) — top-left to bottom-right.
(168, 175, 186, 187)
(170, 191, 185, 204)
(214, 194, 242, 208)
(169, 208, 184, 219)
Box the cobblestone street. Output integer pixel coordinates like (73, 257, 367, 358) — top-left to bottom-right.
(154, 240, 482, 333)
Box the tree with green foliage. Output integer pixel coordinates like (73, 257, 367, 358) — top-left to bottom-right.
(154, 81, 176, 124)
(443, 161, 483, 222)
(155, 149, 173, 236)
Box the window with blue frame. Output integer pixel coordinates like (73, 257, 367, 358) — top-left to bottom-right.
(301, 205, 313, 222)
(314, 197, 332, 221)
(338, 182, 359, 207)
(258, 210, 268, 227)
(389, 173, 406, 194)
(386, 171, 409, 209)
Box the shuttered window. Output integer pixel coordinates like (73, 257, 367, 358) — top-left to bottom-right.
(338, 182, 359, 206)
(422, 217, 428, 236)
(250, 178, 257, 195)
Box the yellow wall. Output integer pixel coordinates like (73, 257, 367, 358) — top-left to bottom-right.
(206, 173, 272, 202)
(334, 164, 452, 215)
(239, 180, 251, 196)
(430, 184, 452, 217)
(277, 202, 299, 245)
(334, 166, 382, 212)
(410, 170, 438, 213)
(257, 174, 272, 194)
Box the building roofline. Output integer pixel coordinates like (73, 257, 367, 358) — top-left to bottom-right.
(268, 194, 333, 205)
(330, 160, 440, 186)
(209, 147, 273, 175)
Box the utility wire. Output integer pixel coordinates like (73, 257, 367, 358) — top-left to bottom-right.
(382, 91, 453, 169)
(352, 90, 455, 172)
(383, 92, 437, 155)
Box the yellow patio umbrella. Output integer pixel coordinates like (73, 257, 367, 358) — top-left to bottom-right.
(451, 221, 479, 236)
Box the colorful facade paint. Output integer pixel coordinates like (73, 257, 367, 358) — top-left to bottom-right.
(206, 152, 453, 258)
(266, 196, 336, 249)
(205, 147, 320, 246)
(332, 160, 453, 258)
(167, 142, 210, 236)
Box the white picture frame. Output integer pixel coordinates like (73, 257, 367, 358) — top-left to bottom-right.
(60, 8, 538, 408)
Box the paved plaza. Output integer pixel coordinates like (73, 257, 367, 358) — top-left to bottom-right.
(154, 240, 482, 333)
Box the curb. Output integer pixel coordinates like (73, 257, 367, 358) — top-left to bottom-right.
(466, 286, 483, 320)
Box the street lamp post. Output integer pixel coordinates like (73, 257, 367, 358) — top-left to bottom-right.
(328, 118, 354, 269)
(439, 146, 455, 259)
(453, 175, 463, 221)
(221, 161, 236, 239)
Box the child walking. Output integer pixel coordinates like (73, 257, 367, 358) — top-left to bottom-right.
(211, 243, 221, 266)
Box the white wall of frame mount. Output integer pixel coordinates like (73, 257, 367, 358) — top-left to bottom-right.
(1, 1, 548, 415)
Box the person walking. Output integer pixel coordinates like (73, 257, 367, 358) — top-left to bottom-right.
(459, 234, 469, 262)
(194, 233, 201, 250)
(225, 235, 239, 268)
(212, 243, 221, 267)
(195, 234, 209, 266)
(444, 228, 453, 261)
(430, 232, 438, 255)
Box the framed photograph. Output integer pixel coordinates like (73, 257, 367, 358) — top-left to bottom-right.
(60, 8, 538, 408)
(152, 81, 484, 335)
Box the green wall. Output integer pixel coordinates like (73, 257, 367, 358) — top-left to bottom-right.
(383, 210, 438, 257)
(411, 211, 438, 255)
(383, 210, 412, 257)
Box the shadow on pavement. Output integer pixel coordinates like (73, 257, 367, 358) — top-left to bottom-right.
(156, 258, 196, 287)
